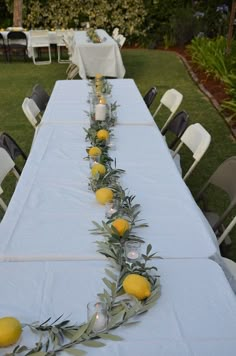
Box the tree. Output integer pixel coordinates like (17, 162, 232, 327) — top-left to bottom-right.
(226, 0, 236, 54)
(13, 0, 22, 27)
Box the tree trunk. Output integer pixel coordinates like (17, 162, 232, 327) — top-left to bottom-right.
(226, 0, 236, 55)
(13, 0, 23, 27)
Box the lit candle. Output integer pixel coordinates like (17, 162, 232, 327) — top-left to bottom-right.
(105, 201, 119, 218)
(127, 251, 139, 260)
(95, 103, 106, 121)
(87, 301, 107, 333)
(89, 155, 100, 168)
(93, 312, 107, 332)
(125, 241, 141, 262)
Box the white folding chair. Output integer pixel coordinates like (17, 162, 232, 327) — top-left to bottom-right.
(153, 89, 183, 133)
(116, 34, 126, 48)
(222, 257, 236, 279)
(112, 27, 119, 40)
(22, 97, 41, 129)
(172, 123, 211, 181)
(29, 30, 51, 65)
(0, 147, 20, 212)
(196, 156, 236, 246)
(66, 63, 79, 80)
(56, 30, 70, 63)
(218, 216, 236, 246)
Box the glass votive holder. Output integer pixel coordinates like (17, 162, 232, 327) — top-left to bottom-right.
(105, 200, 119, 218)
(124, 241, 141, 263)
(89, 92, 99, 120)
(89, 155, 101, 168)
(107, 137, 116, 151)
(87, 301, 108, 333)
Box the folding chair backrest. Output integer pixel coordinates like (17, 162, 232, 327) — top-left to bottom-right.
(116, 34, 126, 48)
(112, 27, 119, 40)
(161, 89, 183, 113)
(31, 84, 50, 112)
(173, 123, 211, 180)
(197, 156, 236, 235)
(7, 31, 27, 44)
(162, 110, 189, 149)
(208, 156, 236, 201)
(0, 147, 15, 186)
(30, 30, 50, 45)
(0, 132, 27, 162)
(0, 147, 20, 212)
(22, 97, 40, 128)
(153, 88, 183, 132)
(143, 87, 158, 108)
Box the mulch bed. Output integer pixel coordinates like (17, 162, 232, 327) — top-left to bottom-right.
(164, 47, 236, 138)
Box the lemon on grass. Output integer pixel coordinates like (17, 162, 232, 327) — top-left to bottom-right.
(123, 274, 151, 300)
(0, 316, 22, 347)
(88, 146, 102, 156)
(95, 187, 114, 205)
(96, 129, 109, 141)
(91, 163, 106, 176)
(112, 218, 130, 237)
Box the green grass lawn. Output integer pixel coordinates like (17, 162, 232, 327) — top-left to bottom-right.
(0, 49, 236, 260)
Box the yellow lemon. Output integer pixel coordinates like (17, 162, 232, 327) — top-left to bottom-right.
(88, 146, 102, 156)
(96, 129, 109, 141)
(95, 187, 114, 205)
(0, 317, 22, 347)
(112, 218, 130, 236)
(99, 96, 107, 105)
(123, 274, 151, 300)
(95, 73, 103, 80)
(91, 163, 106, 176)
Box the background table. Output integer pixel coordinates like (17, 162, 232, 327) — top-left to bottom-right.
(1, 259, 236, 356)
(71, 29, 125, 79)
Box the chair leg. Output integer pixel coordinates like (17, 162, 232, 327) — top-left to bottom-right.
(0, 197, 7, 212)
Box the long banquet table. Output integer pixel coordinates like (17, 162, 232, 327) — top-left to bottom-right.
(0, 80, 220, 261)
(1, 259, 236, 356)
(71, 29, 125, 79)
(1, 78, 236, 356)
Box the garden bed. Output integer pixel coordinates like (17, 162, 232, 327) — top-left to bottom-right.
(167, 47, 236, 139)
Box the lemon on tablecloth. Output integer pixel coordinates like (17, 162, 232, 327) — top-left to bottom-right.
(91, 163, 106, 176)
(96, 129, 109, 141)
(123, 274, 151, 300)
(88, 146, 102, 156)
(112, 218, 130, 236)
(0, 316, 22, 347)
(96, 187, 113, 205)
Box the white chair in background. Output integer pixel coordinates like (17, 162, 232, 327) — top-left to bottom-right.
(112, 27, 119, 40)
(153, 88, 183, 132)
(116, 34, 126, 48)
(56, 30, 70, 63)
(29, 30, 51, 65)
(172, 123, 211, 181)
(22, 97, 41, 129)
(66, 63, 79, 79)
(0, 148, 20, 212)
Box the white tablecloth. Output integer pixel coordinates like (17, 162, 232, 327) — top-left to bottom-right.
(1, 259, 236, 356)
(71, 29, 125, 79)
(42, 79, 161, 126)
(0, 123, 218, 261)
